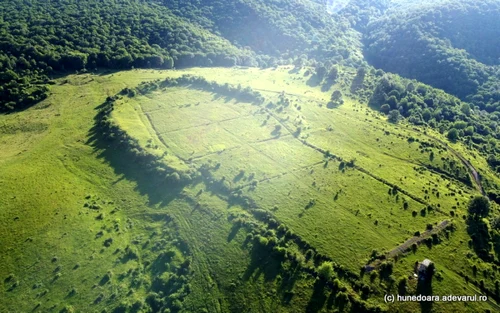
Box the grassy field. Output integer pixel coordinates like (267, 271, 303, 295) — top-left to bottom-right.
(1, 67, 499, 312)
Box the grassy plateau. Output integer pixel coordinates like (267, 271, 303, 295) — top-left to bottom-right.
(1, 66, 499, 313)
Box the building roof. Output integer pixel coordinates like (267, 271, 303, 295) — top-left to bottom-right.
(418, 259, 432, 273)
(421, 259, 432, 267)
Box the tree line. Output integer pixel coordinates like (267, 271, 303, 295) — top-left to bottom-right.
(0, 0, 257, 112)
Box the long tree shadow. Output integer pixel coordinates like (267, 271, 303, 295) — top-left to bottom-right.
(321, 79, 335, 92)
(416, 277, 434, 313)
(241, 239, 302, 305)
(227, 222, 241, 242)
(306, 278, 328, 313)
(466, 216, 492, 261)
(242, 242, 282, 282)
(86, 101, 187, 206)
(350, 68, 366, 94)
(276, 260, 305, 305)
(307, 74, 323, 87)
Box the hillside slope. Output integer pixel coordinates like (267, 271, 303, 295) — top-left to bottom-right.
(162, 0, 364, 65)
(2, 0, 500, 312)
(364, 0, 500, 103)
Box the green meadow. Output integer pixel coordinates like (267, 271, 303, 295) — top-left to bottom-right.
(1, 67, 499, 312)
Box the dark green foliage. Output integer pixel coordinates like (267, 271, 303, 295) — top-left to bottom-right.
(160, 75, 265, 105)
(468, 196, 490, 218)
(318, 261, 334, 280)
(162, 0, 364, 67)
(0, 0, 255, 111)
(387, 110, 401, 123)
(379, 261, 393, 280)
(467, 216, 492, 261)
(365, 0, 500, 102)
(331, 90, 343, 102)
(380, 104, 390, 114)
(368, 72, 500, 174)
(103, 238, 113, 247)
(447, 129, 459, 142)
(328, 67, 339, 81)
(327, 90, 344, 109)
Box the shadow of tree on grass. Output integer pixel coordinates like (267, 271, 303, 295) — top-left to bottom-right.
(86, 101, 187, 207)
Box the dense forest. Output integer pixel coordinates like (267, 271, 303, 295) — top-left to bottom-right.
(0, 0, 254, 111)
(162, 0, 363, 65)
(364, 0, 500, 105)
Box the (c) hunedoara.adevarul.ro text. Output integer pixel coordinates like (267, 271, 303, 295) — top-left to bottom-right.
(384, 294, 488, 303)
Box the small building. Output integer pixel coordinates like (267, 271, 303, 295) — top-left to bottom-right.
(417, 259, 433, 280)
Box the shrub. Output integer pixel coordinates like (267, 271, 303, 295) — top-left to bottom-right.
(171, 299, 183, 311)
(5, 273, 15, 282)
(318, 261, 334, 280)
(257, 236, 269, 247)
(380, 103, 391, 113)
(114, 301, 130, 313)
(104, 238, 113, 247)
(379, 261, 394, 278)
(131, 300, 144, 312)
(61, 306, 75, 313)
(447, 128, 459, 142)
(305, 249, 314, 260)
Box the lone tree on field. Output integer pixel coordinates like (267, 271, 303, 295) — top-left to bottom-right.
(331, 90, 342, 102)
(327, 90, 344, 109)
(468, 196, 490, 218)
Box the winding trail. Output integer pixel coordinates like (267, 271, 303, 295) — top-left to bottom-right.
(410, 128, 486, 196)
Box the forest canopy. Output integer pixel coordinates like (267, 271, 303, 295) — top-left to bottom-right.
(0, 0, 254, 111)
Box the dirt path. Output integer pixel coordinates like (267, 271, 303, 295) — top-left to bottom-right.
(426, 134, 485, 196)
(366, 220, 450, 269)
(406, 128, 486, 196)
